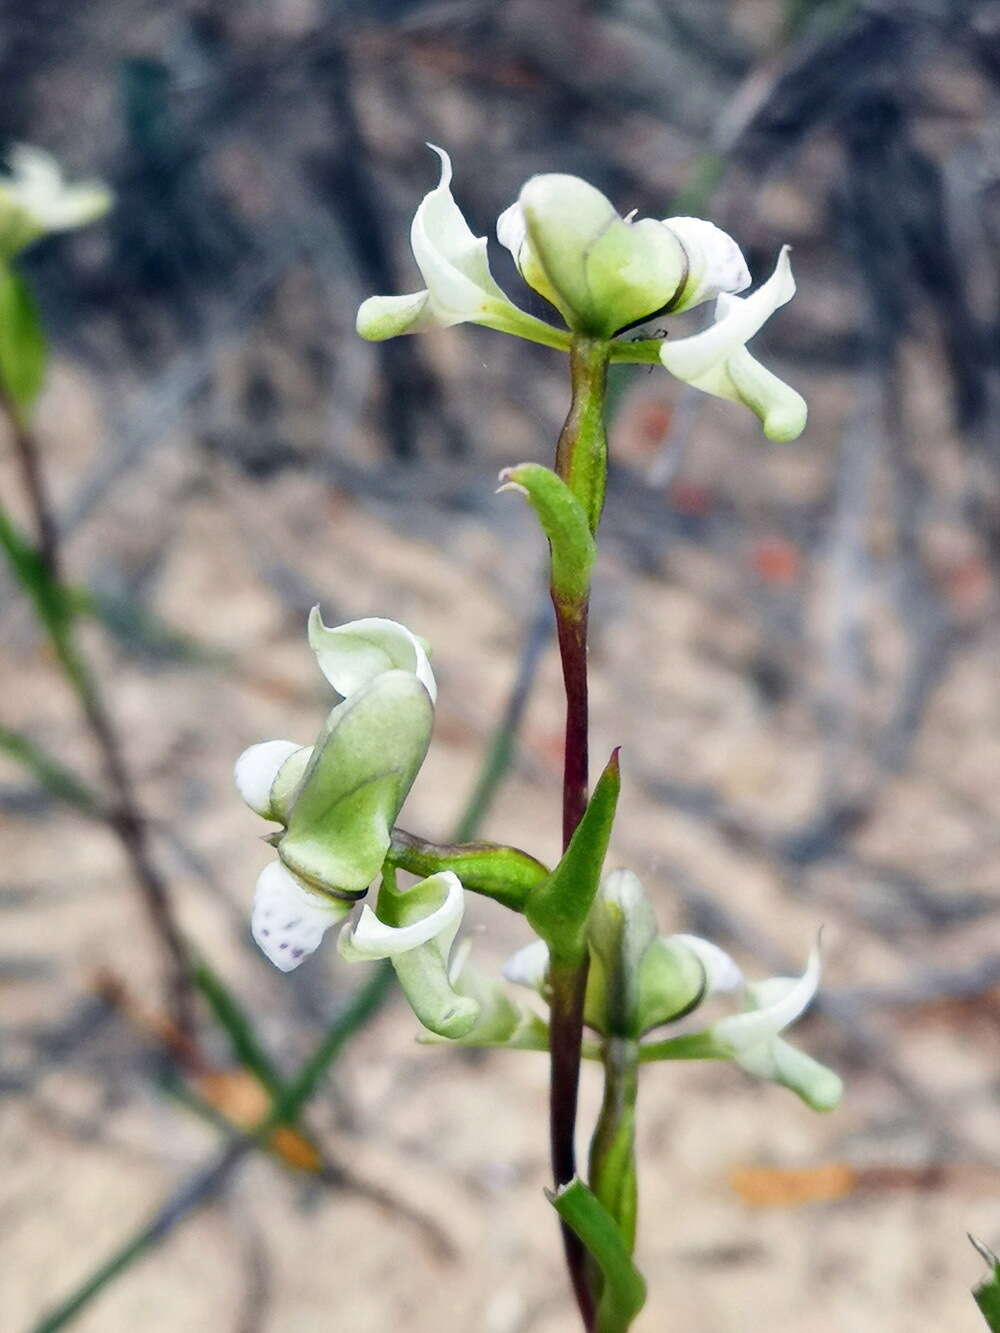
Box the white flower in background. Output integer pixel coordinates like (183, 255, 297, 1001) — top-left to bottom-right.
(0, 145, 111, 257)
(642, 938, 842, 1111)
(357, 149, 807, 441)
(710, 942, 842, 1110)
(658, 246, 808, 442)
(235, 610, 436, 972)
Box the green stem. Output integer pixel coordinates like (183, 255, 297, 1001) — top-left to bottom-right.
(588, 1037, 640, 1255)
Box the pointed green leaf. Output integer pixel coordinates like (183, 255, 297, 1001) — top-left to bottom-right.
(526, 749, 620, 964)
(972, 1237, 1000, 1330)
(547, 1178, 647, 1333)
(387, 829, 548, 912)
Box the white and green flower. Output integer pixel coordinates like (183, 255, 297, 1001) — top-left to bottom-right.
(235, 610, 436, 971)
(357, 149, 806, 440)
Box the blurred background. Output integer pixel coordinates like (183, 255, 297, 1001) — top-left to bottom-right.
(2, 1, 1000, 1330)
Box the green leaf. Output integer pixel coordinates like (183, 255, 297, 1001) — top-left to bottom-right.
(547, 1178, 647, 1333)
(0, 724, 103, 816)
(0, 504, 74, 642)
(0, 263, 47, 418)
(526, 749, 620, 964)
(387, 829, 548, 912)
(497, 462, 595, 610)
(972, 1237, 1000, 1330)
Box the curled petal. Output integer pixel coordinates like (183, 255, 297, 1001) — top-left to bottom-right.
(662, 216, 751, 311)
(660, 247, 795, 382)
(713, 943, 821, 1055)
(338, 870, 464, 961)
(252, 860, 352, 972)
(411, 145, 509, 323)
(672, 934, 743, 994)
(234, 740, 303, 819)
(339, 871, 478, 1038)
(659, 248, 806, 441)
(308, 608, 437, 703)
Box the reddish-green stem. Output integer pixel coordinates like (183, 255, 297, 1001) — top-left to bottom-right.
(548, 336, 610, 1332)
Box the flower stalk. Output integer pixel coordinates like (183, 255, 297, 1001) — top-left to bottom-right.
(547, 334, 612, 1328)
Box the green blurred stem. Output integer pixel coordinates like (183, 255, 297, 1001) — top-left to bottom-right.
(588, 1038, 640, 1257)
(0, 490, 196, 1036)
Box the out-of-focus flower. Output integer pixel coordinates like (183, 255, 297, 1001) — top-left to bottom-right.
(0, 145, 111, 257)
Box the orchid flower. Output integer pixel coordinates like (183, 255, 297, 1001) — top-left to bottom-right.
(641, 942, 843, 1111)
(357, 148, 806, 441)
(235, 610, 436, 971)
(0, 145, 111, 258)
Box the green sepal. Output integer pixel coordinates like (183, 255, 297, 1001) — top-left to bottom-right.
(972, 1237, 1000, 1331)
(387, 829, 548, 912)
(547, 1178, 647, 1333)
(636, 937, 707, 1033)
(0, 262, 47, 420)
(526, 749, 620, 964)
(638, 1031, 730, 1062)
(497, 462, 595, 610)
(278, 670, 433, 895)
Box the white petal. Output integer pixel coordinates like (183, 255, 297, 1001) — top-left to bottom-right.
(410, 145, 509, 323)
(659, 246, 796, 384)
(496, 200, 527, 270)
(251, 860, 351, 971)
(234, 740, 303, 819)
(713, 943, 821, 1053)
(308, 608, 437, 703)
(663, 216, 750, 310)
(338, 870, 463, 961)
(600, 867, 649, 914)
(673, 934, 743, 994)
(502, 938, 550, 991)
